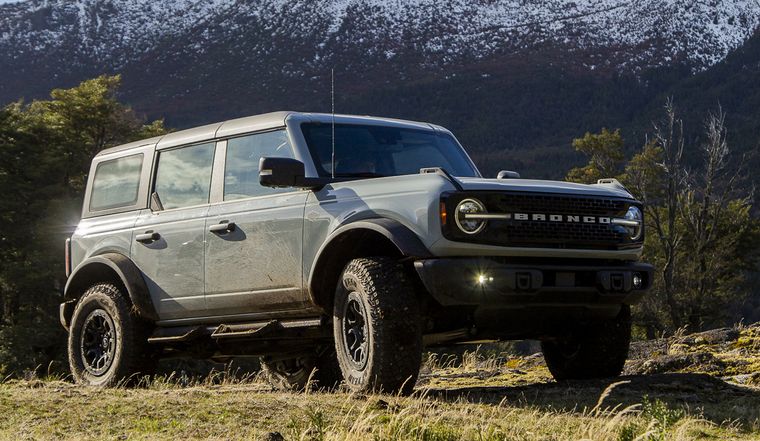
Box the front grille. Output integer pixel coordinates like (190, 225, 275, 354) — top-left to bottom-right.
(497, 219, 622, 247)
(443, 191, 641, 250)
(489, 193, 628, 217)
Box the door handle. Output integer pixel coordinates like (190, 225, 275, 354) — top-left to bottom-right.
(209, 221, 236, 234)
(135, 231, 161, 243)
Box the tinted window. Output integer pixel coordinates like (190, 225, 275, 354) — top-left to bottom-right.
(155, 143, 215, 209)
(301, 123, 479, 178)
(224, 130, 295, 200)
(90, 154, 143, 211)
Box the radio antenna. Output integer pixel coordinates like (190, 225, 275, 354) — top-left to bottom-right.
(331, 68, 336, 179)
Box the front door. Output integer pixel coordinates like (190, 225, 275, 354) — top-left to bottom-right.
(204, 130, 309, 317)
(130, 142, 215, 321)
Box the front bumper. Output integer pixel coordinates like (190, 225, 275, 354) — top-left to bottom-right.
(414, 257, 653, 308)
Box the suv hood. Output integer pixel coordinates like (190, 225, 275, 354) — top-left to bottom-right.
(455, 177, 634, 199)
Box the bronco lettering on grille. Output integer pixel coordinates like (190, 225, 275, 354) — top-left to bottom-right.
(512, 213, 612, 224)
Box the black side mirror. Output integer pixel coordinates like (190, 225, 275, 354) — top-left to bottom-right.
(259, 157, 327, 189)
(497, 170, 521, 179)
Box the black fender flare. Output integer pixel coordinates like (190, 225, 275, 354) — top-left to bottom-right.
(62, 253, 158, 326)
(307, 218, 431, 306)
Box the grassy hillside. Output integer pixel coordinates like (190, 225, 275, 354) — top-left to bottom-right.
(1, 323, 759, 440)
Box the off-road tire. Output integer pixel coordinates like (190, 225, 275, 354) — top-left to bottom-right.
(333, 257, 422, 395)
(261, 347, 343, 392)
(541, 305, 632, 381)
(68, 283, 157, 386)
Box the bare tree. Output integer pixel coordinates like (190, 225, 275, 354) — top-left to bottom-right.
(626, 101, 758, 331)
(647, 99, 687, 328)
(586, 100, 758, 332)
(680, 109, 754, 327)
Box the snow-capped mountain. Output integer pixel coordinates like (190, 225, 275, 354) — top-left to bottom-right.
(2, 0, 760, 182)
(1, 0, 760, 74)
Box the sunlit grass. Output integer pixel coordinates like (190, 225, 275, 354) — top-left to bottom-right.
(0, 374, 756, 441)
(2, 325, 760, 440)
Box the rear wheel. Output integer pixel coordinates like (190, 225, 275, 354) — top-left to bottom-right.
(333, 257, 422, 395)
(541, 305, 632, 381)
(68, 283, 157, 386)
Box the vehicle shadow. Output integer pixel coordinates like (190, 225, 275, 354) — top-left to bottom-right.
(423, 373, 760, 427)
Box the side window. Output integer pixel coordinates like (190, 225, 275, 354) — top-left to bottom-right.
(224, 130, 295, 200)
(90, 154, 143, 211)
(154, 143, 215, 210)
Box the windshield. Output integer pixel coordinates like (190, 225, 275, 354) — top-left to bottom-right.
(301, 123, 480, 178)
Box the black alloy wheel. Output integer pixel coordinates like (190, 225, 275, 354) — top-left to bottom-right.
(80, 309, 117, 376)
(341, 292, 370, 370)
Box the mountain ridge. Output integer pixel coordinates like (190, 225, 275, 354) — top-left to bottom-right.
(3, 0, 760, 74)
(2, 0, 760, 179)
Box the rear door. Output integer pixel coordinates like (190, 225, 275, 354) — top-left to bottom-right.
(130, 142, 215, 321)
(204, 130, 310, 317)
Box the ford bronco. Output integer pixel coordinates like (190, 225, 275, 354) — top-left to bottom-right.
(61, 111, 652, 393)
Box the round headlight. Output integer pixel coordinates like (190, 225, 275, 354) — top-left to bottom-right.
(624, 206, 643, 240)
(455, 198, 487, 234)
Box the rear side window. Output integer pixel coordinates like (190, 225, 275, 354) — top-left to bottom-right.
(89, 154, 144, 211)
(224, 130, 295, 200)
(154, 143, 215, 210)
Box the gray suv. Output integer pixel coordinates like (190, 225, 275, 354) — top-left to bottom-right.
(61, 111, 652, 392)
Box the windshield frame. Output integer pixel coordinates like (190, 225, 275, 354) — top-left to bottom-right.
(298, 122, 482, 179)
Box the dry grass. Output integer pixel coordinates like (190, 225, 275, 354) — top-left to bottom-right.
(0, 378, 752, 441)
(2, 325, 759, 440)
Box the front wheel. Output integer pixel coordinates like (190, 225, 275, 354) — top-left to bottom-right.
(68, 283, 157, 386)
(333, 257, 422, 395)
(541, 305, 632, 381)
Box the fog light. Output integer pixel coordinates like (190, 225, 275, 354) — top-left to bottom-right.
(633, 273, 643, 289)
(477, 274, 493, 285)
